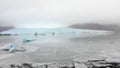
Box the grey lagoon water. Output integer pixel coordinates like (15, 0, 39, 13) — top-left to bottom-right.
(0, 28, 119, 64)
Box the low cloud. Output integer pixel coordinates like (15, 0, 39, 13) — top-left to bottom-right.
(0, 0, 120, 27)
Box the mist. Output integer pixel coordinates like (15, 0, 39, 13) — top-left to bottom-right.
(0, 0, 120, 28)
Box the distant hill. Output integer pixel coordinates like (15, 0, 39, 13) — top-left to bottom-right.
(69, 23, 120, 41)
(68, 23, 120, 32)
(0, 26, 14, 32)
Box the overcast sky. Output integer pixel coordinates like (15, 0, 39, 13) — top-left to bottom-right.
(0, 0, 120, 28)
